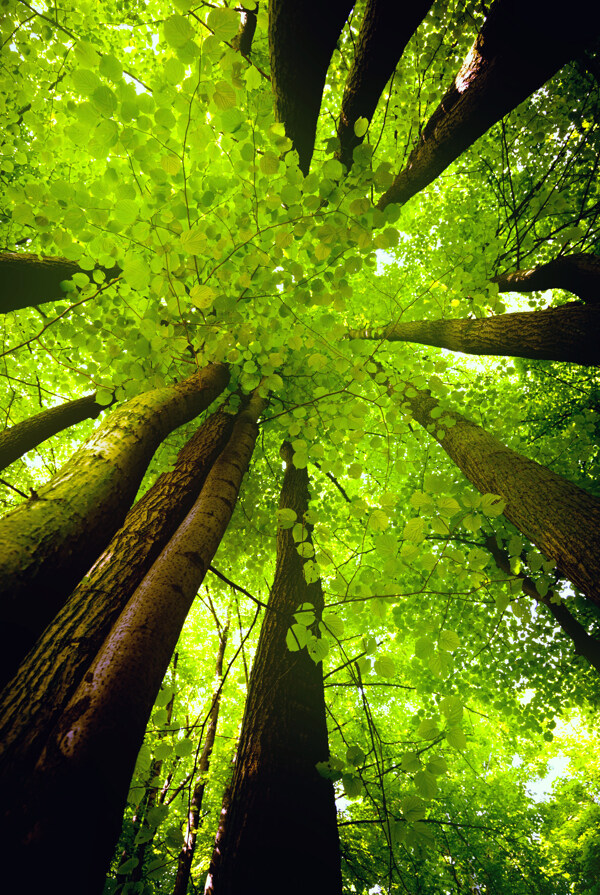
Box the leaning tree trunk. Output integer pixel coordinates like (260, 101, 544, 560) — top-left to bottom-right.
(493, 252, 600, 304)
(377, 0, 600, 209)
(269, 0, 354, 174)
(0, 391, 113, 473)
(1, 392, 264, 895)
(397, 379, 600, 607)
(0, 251, 120, 313)
(484, 536, 600, 673)
(205, 442, 342, 895)
(349, 302, 600, 365)
(0, 362, 228, 688)
(337, 0, 432, 170)
(0, 407, 234, 786)
(173, 620, 229, 895)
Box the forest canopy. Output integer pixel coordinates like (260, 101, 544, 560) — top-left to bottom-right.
(1, 0, 600, 893)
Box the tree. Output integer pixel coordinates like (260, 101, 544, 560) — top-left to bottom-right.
(1, 1, 600, 893)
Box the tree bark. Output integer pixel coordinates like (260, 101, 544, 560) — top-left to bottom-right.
(337, 0, 432, 170)
(0, 407, 234, 785)
(349, 303, 600, 365)
(173, 621, 229, 895)
(2, 392, 264, 895)
(493, 253, 600, 304)
(378, 0, 600, 209)
(0, 251, 120, 313)
(232, 4, 259, 58)
(398, 380, 600, 607)
(205, 443, 341, 895)
(484, 536, 600, 674)
(269, 0, 354, 174)
(0, 362, 229, 687)
(0, 391, 112, 473)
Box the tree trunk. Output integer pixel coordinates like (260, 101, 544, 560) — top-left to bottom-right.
(377, 0, 600, 209)
(0, 391, 112, 473)
(483, 536, 600, 673)
(231, 4, 259, 58)
(0, 251, 120, 313)
(173, 621, 229, 895)
(0, 407, 234, 786)
(205, 442, 341, 895)
(493, 253, 600, 304)
(269, 0, 354, 174)
(2, 392, 264, 895)
(349, 303, 600, 364)
(398, 380, 600, 606)
(0, 362, 229, 687)
(337, 0, 432, 170)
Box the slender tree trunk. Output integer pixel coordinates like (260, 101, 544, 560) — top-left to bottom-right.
(0, 251, 120, 313)
(205, 443, 341, 895)
(173, 621, 229, 895)
(0, 363, 228, 686)
(483, 536, 600, 673)
(0, 391, 112, 473)
(269, 0, 354, 173)
(0, 407, 234, 786)
(349, 303, 600, 364)
(493, 253, 600, 304)
(1, 393, 264, 895)
(377, 0, 600, 209)
(398, 380, 600, 606)
(337, 0, 432, 170)
(231, 4, 259, 58)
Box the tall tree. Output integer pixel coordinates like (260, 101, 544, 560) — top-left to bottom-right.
(0, 363, 228, 685)
(205, 443, 341, 895)
(1, 393, 264, 895)
(349, 302, 600, 364)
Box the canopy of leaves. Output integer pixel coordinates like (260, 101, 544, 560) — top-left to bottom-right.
(1, 1, 599, 893)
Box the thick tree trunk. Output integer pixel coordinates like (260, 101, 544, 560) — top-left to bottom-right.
(173, 622, 229, 895)
(0, 407, 234, 785)
(0, 251, 120, 313)
(337, 0, 432, 170)
(269, 0, 354, 173)
(349, 303, 600, 365)
(484, 536, 600, 673)
(493, 253, 600, 304)
(377, 0, 600, 209)
(0, 362, 229, 687)
(205, 443, 341, 895)
(399, 381, 600, 606)
(2, 393, 264, 895)
(0, 391, 111, 473)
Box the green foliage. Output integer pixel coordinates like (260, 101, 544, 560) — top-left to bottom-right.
(1, 0, 600, 893)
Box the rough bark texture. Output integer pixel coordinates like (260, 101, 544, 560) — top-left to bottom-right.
(0, 391, 110, 473)
(0, 408, 234, 785)
(173, 623, 229, 895)
(400, 382, 600, 606)
(2, 393, 263, 895)
(349, 303, 600, 364)
(337, 0, 432, 169)
(493, 253, 600, 304)
(378, 0, 600, 209)
(269, 0, 354, 173)
(484, 536, 600, 673)
(205, 443, 341, 895)
(0, 362, 229, 687)
(0, 251, 120, 313)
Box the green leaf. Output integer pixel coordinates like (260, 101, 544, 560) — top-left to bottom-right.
(346, 745, 366, 767)
(400, 752, 422, 773)
(374, 654, 395, 678)
(400, 795, 426, 822)
(174, 738, 194, 757)
(190, 285, 216, 309)
(213, 80, 236, 110)
(99, 54, 123, 81)
(122, 254, 151, 291)
(308, 636, 329, 663)
(164, 14, 194, 47)
(446, 727, 467, 750)
(277, 507, 297, 529)
(439, 629, 460, 652)
(286, 623, 309, 652)
(415, 769, 438, 799)
(417, 718, 440, 740)
(342, 773, 363, 798)
(353, 116, 369, 138)
(207, 6, 240, 41)
(322, 613, 344, 639)
(440, 695, 463, 725)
